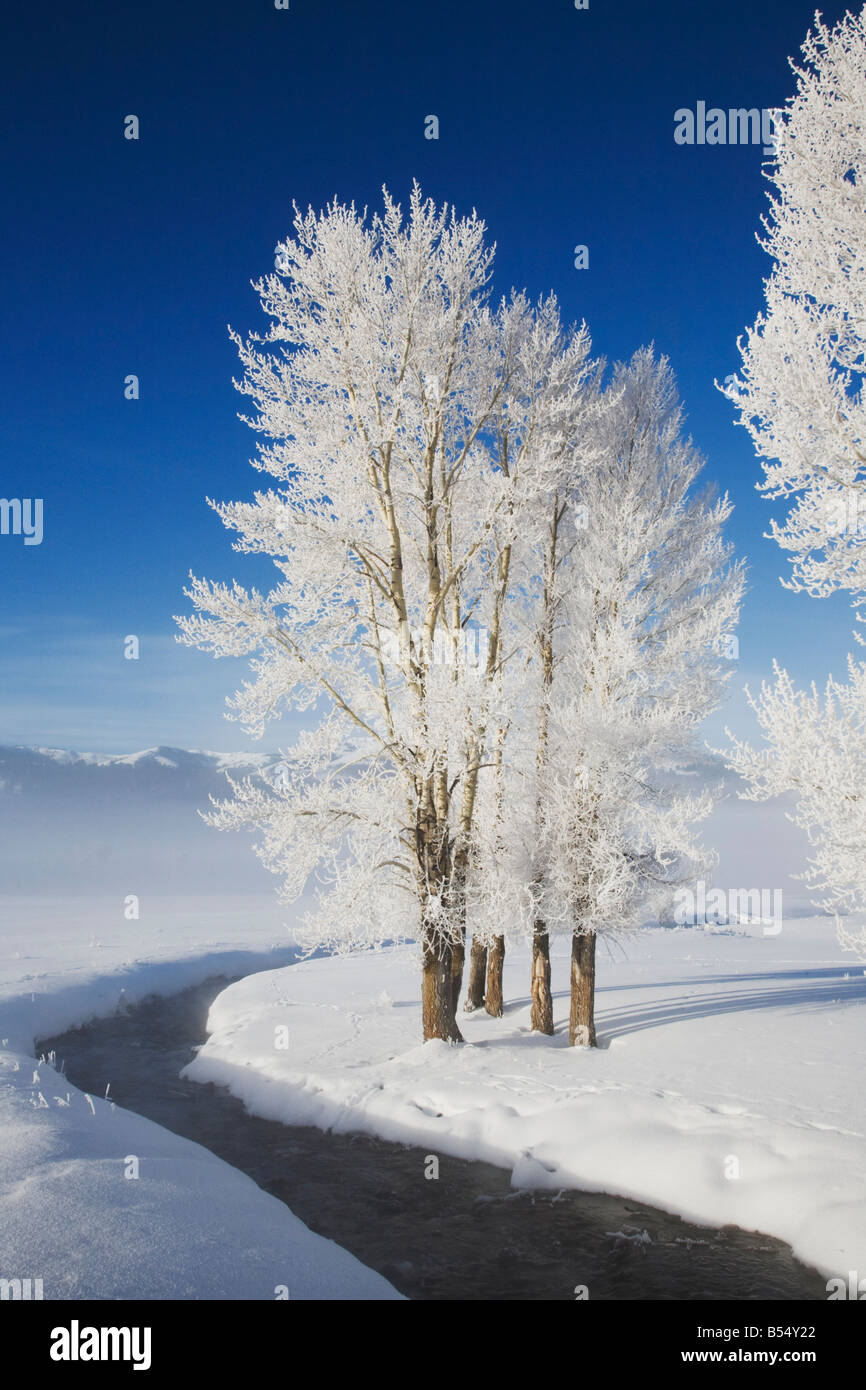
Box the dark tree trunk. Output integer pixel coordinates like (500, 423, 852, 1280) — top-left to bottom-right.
(485, 934, 505, 1017)
(569, 930, 597, 1047)
(415, 794, 463, 1043)
(465, 937, 487, 1011)
(530, 923, 554, 1034)
(449, 936, 466, 1016)
(422, 934, 464, 1043)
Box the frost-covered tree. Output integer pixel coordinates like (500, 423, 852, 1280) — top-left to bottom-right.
(461, 350, 743, 1043)
(725, 660, 866, 952)
(462, 485, 578, 1026)
(722, 7, 866, 601)
(176, 185, 597, 1042)
(527, 484, 574, 1033)
(720, 8, 866, 953)
(532, 349, 744, 1044)
(461, 480, 579, 1031)
(462, 344, 604, 1025)
(446, 293, 599, 1020)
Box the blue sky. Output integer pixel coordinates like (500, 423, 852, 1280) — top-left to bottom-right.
(1, 0, 858, 752)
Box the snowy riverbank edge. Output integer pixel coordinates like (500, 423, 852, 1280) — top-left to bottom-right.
(0, 897, 402, 1300)
(185, 919, 866, 1287)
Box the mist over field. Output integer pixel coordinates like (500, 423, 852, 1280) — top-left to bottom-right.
(0, 746, 281, 896)
(0, 743, 813, 910)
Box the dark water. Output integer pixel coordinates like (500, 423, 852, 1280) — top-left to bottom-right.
(39, 977, 827, 1302)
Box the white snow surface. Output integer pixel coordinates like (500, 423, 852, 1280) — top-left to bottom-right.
(186, 916, 866, 1283)
(0, 895, 401, 1300)
(2, 744, 862, 1297)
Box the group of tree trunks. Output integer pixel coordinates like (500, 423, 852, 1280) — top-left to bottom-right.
(449, 928, 596, 1047)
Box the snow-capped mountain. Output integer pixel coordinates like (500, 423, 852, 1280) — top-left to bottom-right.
(0, 745, 285, 894)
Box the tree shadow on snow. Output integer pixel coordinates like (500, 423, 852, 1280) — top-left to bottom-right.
(592, 966, 866, 1043)
(465, 966, 866, 1049)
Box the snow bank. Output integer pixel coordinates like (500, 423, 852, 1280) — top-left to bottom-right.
(0, 1044, 401, 1300)
(0, 894, 299, 1053)
(186, 916, 866, 1282)
(0, 895, 402, 1300)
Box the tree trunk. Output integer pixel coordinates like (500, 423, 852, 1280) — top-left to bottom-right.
(528, 495, 560, 1035)
(416, 794, 462, 1042)
(465, 937, 487, 1011)
(485, 935, 505, 1017)
(422, 936, 464, 1043)
(569, 930, 596, 1047)
(530, 923, 554, 1034)
(449, 936, 466, 1016)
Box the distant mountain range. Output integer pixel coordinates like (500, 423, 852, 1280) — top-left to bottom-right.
(0, 744, 279, 797)
(0, 744, 806, 900)
(0, 746, 285, 895)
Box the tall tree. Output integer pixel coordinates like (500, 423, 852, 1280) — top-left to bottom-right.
(725, 659, 866, 954)
(462, 349, 742, 1043)
(461, 315, 601, 1024)
(720, 8, 866, 954)
(177, 186, 595, 1041)
(542, 349, 744, 1044)
(723, 7, 866, 602)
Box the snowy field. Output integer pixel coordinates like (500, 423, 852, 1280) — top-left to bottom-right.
(2, 744, 862, 1298)
(0, 893, 401, 1299)
(184, 916, 866, 1284)
(0, 750, 401, 1301)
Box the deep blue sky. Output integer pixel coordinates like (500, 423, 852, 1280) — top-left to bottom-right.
(0, 0, 857, 752)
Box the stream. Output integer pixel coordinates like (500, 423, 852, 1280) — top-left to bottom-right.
(39, 975, 827, 1302)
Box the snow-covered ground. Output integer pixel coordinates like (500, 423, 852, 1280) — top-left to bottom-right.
(0, 1041, 400, 1300)
(185, 915, 866, 1284)
(0, 747, 404, 1300)
(0, 894, 296, 1055)
(0, 893, 401, 1299)
(2, 742, 861, 1298)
